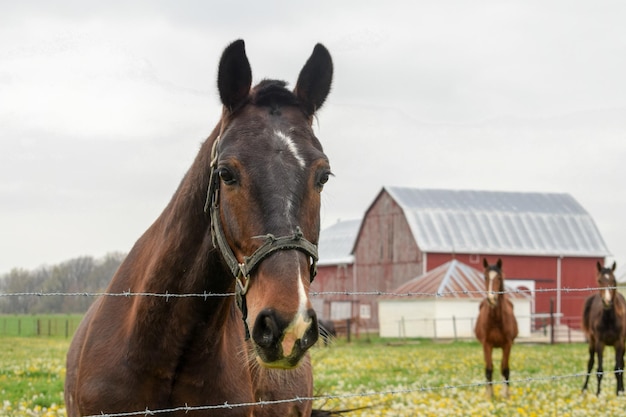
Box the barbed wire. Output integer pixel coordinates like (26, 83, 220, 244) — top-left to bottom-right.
(0, 290, 234, 299)
(0, 285, 618, 299)
(82, 370, 612, 417)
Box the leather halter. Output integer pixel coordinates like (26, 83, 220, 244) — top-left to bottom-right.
(203, 135, 319, 338)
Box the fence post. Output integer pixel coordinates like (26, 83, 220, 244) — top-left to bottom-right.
(37, 319, 41, 336)
(433, 318, 437, 341)
(346, 319, 351, 343)
(452, 316, 457, 341)
(550, 298, 555, 345)
(568, 323, 571, 344)
(65, 319, 70, 339)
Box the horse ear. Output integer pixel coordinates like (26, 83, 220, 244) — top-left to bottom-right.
(497, 258, 503, 269)
(612, 261, 617, 272)
(597, 261, 603, 272)
(483, 258, 488, 268)
(294, 43, 333, 116)
(218, 39, 252, 111)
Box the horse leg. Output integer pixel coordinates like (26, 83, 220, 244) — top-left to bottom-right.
(596, 343, 604, 396)
(582, 343, 595, 393)
(501, 342, 512, 398)
(482, 343, 494, 398)
(615, 343, 625, 395)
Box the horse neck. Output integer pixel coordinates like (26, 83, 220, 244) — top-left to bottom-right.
(602, 293, 625, 319)
(117, 125, 226, 296)
(101, 125, 246, 370)
(488, 294, 507, 318)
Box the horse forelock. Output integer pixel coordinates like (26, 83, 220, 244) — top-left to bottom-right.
(252, 80, 299, 107)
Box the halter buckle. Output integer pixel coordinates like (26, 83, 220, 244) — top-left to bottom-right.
(236, 265, 251, 296)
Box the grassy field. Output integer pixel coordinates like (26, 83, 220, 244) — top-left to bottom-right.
(0, 337, 67, 416)
(311, 339, 626, 416)
(0, 315, 82, 338)
(1, 334, 626, 416)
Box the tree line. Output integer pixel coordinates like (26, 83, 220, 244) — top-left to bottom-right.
(0, 252, 126, 314)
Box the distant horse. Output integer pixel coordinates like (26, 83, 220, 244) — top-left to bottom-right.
(582, 261, 625, 396)
(65, 40, 334, 416)
(474, 258, 518, 398)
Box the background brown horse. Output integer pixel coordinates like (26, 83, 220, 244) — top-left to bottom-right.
(475, 258, 519, 398)
(582, 261, 626, 396)
(65, 40, 333, 416)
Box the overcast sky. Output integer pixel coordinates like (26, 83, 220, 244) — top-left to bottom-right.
(1, 1, 625, 276)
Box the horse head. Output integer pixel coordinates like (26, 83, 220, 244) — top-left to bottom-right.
(208, 40, 332, 369)
(596, 261, 618, 309)
(483, 258, 504, 308)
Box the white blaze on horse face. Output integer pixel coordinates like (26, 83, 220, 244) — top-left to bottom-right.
(274, 129, 305, 169)
(281, 258, 311, 357)
(274, 129, 305, 219)
(603, 274, 613, 305)
(487, 270, 498, 304)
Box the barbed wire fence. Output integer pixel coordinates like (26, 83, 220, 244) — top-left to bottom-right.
(0, 284, 618, 299)
(0, 285, 622, 416)
(78, 372, 613, 417)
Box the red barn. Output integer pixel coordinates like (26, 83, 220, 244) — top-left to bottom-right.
(312, 186, 611, 332)
(311, 219, 360, 322)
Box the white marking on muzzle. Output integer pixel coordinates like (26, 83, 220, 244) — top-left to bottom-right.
(281, 260, 311, 356)
(604, 288, 612, 305)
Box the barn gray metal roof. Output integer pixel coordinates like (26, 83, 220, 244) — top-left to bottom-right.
(384, 259, 530, 300)
(385, 186, 610, 257)
(318, 219, 361, 266)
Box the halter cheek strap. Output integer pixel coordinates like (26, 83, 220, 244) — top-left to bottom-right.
(203, 135, 319, 339)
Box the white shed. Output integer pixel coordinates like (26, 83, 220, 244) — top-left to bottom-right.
(378, 260, 531, 339)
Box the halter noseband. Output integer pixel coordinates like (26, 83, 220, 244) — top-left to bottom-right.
(203, 135, 319, 338)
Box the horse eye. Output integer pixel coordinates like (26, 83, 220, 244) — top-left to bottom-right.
(317, 171, 332, 188)
(218, 168, 237, 185)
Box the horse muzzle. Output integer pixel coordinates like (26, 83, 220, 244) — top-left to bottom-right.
(251, 307, 319, 369)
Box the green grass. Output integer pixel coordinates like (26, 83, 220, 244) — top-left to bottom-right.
(312, 338, 625, 416)
(0, 337, 67, 416)
(2, 333, 626, 416)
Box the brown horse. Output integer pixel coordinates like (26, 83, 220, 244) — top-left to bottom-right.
(65, 40, 333, 416)
(582, 261, 626, 396)
(474, 258, 518, 398)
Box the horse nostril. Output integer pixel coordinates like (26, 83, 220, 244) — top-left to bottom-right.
(253, 310, 280, 349)
(300, 309, 319, 350)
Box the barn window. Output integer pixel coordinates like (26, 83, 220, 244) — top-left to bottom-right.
(330, 301, 352, 321)
(360, 304, 371, 320)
